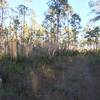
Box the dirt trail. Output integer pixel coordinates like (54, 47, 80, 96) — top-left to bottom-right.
(63, 56, 96, 100)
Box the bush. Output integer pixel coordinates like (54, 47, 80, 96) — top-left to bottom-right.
(55, 49, 79, 57)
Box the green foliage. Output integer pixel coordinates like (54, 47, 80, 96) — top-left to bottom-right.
(43, 0, 69, 44)
(89, 0, 100, 21)
(85, 26, 100, 39)
(14, 16, 20, 31)
(84, 26, 100, 51)
(69, 13, 81, 44)
(1, 60, 24, 76)
(18, 4, 28, 15)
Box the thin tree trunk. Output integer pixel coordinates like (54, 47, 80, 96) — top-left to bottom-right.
(56, 0, 60, 49)
(1, 0, 4, 29)
(56, 17, 60, 50)
(95, 37, 98, 52)
(67, 15, 70, 50)
(23, 0, 26, 35)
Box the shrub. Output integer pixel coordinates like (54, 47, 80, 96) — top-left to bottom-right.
(55, 49, 79, 57)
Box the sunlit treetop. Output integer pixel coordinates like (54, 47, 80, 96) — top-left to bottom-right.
(0, 0, 8, 7)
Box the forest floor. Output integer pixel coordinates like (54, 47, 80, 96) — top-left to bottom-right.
(0, 52, 100, 100)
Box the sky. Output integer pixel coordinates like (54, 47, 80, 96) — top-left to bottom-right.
(7, 0, 91, 26)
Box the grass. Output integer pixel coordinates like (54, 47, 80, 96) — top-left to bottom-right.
(0, 50, 100, 100)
